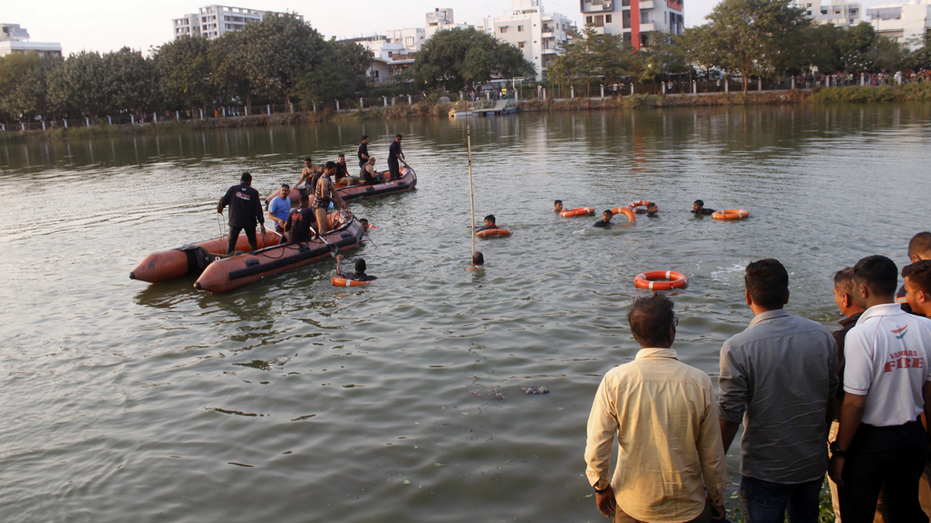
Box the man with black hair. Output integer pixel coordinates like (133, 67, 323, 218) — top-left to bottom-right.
(554, 200, 564, 213)
(314, 162, 348, 235)
(719, 259, 838, 523)
(218, 172, 266, 254)
(692, 200, 715, 216)
(826, 267, 868, 522)
(282, 194, 316, 243)
(387, 134, 405, 181)
(903, 260, 931, 318)
(358, 135, 370, 167)
(466, 251, 484, 271)
(829, 255, 931, 523)
(475, 215, 498, 232)
(593, 210, 613, 228)
(898, 232, 931, 310)
(586, 295, 726, 523)
(335, 254, 376, 282)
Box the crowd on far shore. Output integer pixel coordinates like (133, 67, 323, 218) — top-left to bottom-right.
(585, 232, 931, 523)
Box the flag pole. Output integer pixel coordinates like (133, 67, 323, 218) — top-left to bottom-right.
(467, 125, 475, 256)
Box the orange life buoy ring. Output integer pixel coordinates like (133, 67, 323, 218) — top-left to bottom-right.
(634, 270, 689, 290)
(609, 207, 637, 223)
(331, 277, 370, 287)
(559, 207, 594, 217)
(476, 228, 512, 238)
(712, 209, 749, 220)
(627, 200, 660, 212)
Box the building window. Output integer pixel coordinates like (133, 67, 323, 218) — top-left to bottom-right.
(640, 33, 649, 47)
(595, 15, 604, 26)
(518, 41, 525, 48)
(622, 10, 631, 28)
(623, 32, 632, 43)
(622, 0, 630, 6)
(640, 9, 651, 23)
(518, 25, 524, 31)
(405, 36, 414, 46)
(606, 14, 613, 23)
(807, 10, 812, 15)
(821, 8, 827, 14)
(500, 26, 508, 33)
(586, 15, 593, 24)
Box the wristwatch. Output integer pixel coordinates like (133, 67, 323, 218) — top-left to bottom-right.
(830, 441, 846, 458)
(594, 483, 611, 494)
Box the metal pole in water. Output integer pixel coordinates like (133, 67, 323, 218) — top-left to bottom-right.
(467, 125, 475, 256)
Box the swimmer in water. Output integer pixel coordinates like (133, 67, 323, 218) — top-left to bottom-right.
(593, 210, 613, 228)
(466, 251, 484, 271)
(554, 200, 564, 213)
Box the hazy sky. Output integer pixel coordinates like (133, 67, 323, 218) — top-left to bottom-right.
(5, 0, 881, 55)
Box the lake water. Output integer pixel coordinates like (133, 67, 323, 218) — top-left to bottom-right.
(1, 103, 929, 522)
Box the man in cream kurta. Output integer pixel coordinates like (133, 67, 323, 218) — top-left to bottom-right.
(585, 295, 727, 523)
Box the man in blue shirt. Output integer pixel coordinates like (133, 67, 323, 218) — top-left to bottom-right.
(267, 184, 291, 234)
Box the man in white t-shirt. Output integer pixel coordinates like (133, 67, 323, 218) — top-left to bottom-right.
(829, 255, 931, 523)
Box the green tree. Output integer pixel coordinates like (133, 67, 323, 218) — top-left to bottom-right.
(701, 0, 810, 92)
(47, 50, 110, 117)
(154, 35, 215, 113)
(238, 12, 328, 103)
(0, 53, 43, 120)
(104, 47, 157, 116)
(412, 27, 535, 92)
(208, 31, 254, 107)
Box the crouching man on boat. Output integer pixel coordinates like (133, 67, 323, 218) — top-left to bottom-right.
(218, 172, 266, 254)
(336, 254, 377, 282)
(282, 194, 316, 244)
(314, 162, 349, 234)
(360, 157, 384, 185)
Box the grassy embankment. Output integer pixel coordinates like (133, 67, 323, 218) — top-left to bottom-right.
(3, 83, 931, 144)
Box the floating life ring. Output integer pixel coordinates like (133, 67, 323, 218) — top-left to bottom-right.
(560, 207, 595, 217)
(476, 228, 512, 238)
(331, 277, 369, 287)
(712, 209, 750, 220)
(627, 200, 659, 211)
(634, 270, 689, 290)
(609, 207, 637, 223)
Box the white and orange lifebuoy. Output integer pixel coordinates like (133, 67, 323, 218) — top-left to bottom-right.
(560, 207, 595, 217)
(634, 271, 689, 290)
(331, 277, 369, 287)
(476, 228, 511, 238)
(712, 209, 750, 220)
(627, 200, 660, 211)
(609, 207, 637, 223)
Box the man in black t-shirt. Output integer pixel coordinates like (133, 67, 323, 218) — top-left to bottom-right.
(358, 135, 370, 167)
(593, 210, 613, 228)
(336, 254, 377, 282)
(217, 172, 266, 254)
(692, 200, 716, 216)
(283, 194, 316, 243)
(635, 203, 660, 217)
(388, 134, 405, 181)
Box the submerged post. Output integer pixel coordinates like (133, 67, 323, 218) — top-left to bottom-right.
(467, 125, 475, 256)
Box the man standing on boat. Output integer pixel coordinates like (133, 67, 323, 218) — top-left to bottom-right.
(218, 172, 266, 255)
(314, 162, 349, 235)
(358, 135, 371, 168)
(388, 134, 405, 181)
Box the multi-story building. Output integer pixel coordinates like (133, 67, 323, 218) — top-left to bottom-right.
(344, 35, 416, 83)
(0, 23, 62, 57)
(172, 5, 298, 40)
(382, 8, 470, 53)
(478, 0, 576, 80)
(802, 0, 862, 26)
(867, 0, 931, 45)
(579, 0, 683, 49)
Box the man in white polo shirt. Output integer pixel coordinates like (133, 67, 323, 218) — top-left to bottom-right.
(829, 255, 931, 523)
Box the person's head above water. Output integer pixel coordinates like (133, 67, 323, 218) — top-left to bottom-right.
(472, 252, 484, 266)
(554, 200, 563, 212)
(484, 215, 496, 227)
(602, 209, 613, 222)
(693, 200, 704, 212)
(646, 203, 659, 213)
(355, 259, 367, 274)
(359, 218, 369, 228)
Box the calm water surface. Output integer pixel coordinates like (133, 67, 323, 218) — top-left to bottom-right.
(1, 104, 930, 522)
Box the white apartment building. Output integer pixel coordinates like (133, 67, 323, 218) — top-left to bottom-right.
(478, 0, 577, 80)
(172, 5, 298, 40)
(867, 0, 931, 44)
(0, 23, 62, 57)
(803, 0, 862, 26)
(343, 36, 415, 83)
(580, 0, 684, 49)
(384, 8, 470, 52)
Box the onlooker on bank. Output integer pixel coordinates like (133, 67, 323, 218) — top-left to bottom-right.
(903, 260, 931, 318)
(586, 295, 726, 523)
(719, 259, 838, 523)
(826, 267, 867, 522)
(829, 255, 931, 523)
(897, 232, 931, 311)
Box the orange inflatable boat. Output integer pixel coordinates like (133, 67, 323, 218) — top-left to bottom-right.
(130, 231, 280, 283)
(194, 210, 363, 293)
